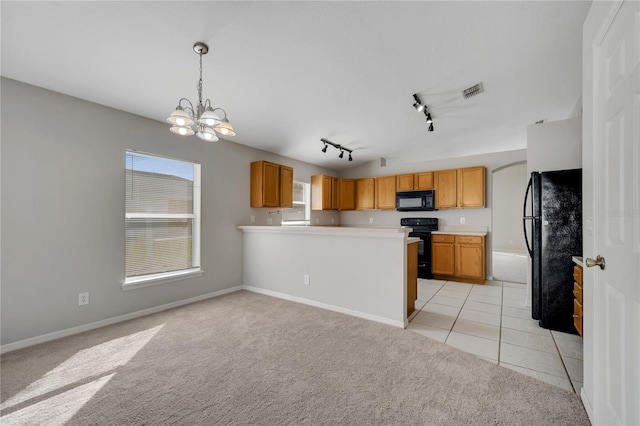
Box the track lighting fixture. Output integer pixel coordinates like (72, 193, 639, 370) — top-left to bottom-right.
(412, 94, 425, 113)
(320, 138, 353, 161)
(412, 93, 435, 132)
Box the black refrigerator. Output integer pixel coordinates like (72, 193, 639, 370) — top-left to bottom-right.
(523, 169, 582, 334)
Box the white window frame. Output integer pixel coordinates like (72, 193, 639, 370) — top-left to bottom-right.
(281, 181, 311, 226)
(123, 151, 202, 290)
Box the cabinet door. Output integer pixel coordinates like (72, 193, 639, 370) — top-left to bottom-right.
(414, 171, 434, 190)
(435, 169, 457, 209)
(457, 166, 485, 208)
(396, 174, 414, 191)
(432, 242, 455, 276)
(280, 166, 293, 208)
(375, 175, 396, 210)
(338, 179, 356, 211)
(331, 177, 339, 210)
(456, 243, 485, 279)
(356, 178, 375, 210)
(311, 175, 332, 210)
(407, 242, 418, 316)
(262, 162, 281, 207)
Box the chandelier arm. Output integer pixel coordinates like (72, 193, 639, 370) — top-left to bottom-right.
(210, 107, 228, 120)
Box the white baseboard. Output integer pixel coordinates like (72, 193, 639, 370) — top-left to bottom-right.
(242, 285, 405, 329)
(580, 387, 594, 424)
(0, 286, 243, 354)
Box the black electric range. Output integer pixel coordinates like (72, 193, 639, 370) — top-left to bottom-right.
(401, 217, 439, 279)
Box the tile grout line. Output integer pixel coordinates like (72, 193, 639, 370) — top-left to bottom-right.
(550, 332, 577, 394)
(443, 281, 474, 344)
(498, 280, 504, 365)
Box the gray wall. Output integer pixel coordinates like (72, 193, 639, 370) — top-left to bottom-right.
(492, 162, 528, 252)
(527, 116, 582, 174)
(0, 78, 337, 346)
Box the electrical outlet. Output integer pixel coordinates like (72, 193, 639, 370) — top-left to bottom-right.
(460, 217, 466, 224)
(315, 217, 319, 224)
(304, 274, 310, 285)
(267, 217, 273, 225)
(250, 215, 255, 223)
(369, 217, 374, 224)
(78, 292, 89, 306)
(331, 218, 334, 224)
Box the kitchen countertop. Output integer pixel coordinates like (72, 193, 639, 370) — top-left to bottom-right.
(407, 237, 420, 244)
(572, 256, 583, 267)
(431, 231, 488, 236)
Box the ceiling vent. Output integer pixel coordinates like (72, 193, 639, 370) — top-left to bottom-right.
(462, 82, 484, 99)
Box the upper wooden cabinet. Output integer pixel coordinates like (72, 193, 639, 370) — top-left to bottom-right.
(331, 177, 339, 210)
(396, 174, 415, 191)
(435, 166, 486, 209)
(311, 174, 333, 211)
(356, 178, 375, 210)
(250, 161, 293, 208)
(435, 169, 458, 209)
(396, 172, 434, 192)
(375, 175, 396, 210)
(338, 179, 356, 211)
(457, 166, 485, 208)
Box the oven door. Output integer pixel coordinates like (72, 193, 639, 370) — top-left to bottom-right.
(409, 232, 433, 279)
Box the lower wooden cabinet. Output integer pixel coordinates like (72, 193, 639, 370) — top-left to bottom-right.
(432, 234, 486, 284)
(573, 264, 584, 336)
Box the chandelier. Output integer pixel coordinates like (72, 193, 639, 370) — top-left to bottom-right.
(167, 42, 236, 142)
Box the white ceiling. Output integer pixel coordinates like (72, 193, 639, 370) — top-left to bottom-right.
(1, 1, 591, 170)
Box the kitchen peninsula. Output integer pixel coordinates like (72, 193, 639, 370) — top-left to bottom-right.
(238, 226, 416, 328)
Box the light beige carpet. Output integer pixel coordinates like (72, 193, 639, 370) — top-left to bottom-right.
(1, 290, 589, 425)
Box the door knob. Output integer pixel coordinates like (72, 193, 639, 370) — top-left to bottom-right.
(585, 255, 606, 270)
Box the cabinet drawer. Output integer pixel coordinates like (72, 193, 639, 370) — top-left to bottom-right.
(573, 265, 583, 285)
(573, 282, 583, 304)
(455, 235, 483, 244)
(573, 298, 583, 337)
(433, 235, 455, 243)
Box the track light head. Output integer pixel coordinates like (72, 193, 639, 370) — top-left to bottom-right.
(428, 123, 434, 132)
(425, 112, 433, 124)
(412, 94, 424, 112)
(321, 144, 328, 153)
(338, 150, 344, 159)
(348, 153, 353, 161)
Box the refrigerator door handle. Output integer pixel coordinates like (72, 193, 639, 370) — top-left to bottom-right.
(523, 176, 534, 258)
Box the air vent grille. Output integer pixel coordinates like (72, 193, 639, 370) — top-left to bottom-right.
(462, 83, 484, 99)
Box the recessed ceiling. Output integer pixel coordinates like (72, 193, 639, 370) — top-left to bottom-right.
(1, 1, 591, 170)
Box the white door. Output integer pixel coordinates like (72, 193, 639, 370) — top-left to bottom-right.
(582, 1, 640, 425)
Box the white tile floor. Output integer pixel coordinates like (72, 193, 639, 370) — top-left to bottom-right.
(407, 278, 584, 393)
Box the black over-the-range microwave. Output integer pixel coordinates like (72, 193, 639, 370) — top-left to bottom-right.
(396, 190, 436, 211)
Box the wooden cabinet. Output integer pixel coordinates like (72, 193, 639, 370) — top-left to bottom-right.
(250, 161, 293, 208)
(435, 166, 486, 209)
(407, 241, 418, 317)
(432, 235, 455, 276)
(415, 171, 434, 190)
(337, 179, 356, 211)
(434, 169, 458, 209)
(311, 175, 332, 210)
(432, 234, 486, 284)
(331, 177, 339, 210)
(573, 264, 584, 337)
(356, 178, 375, 210)
(396, 172, 434, 192)
(457, 166, 486, 208)
(455, 235, 485, 280)
(375, 175, 396, 210)
(396, 174, 415, 191)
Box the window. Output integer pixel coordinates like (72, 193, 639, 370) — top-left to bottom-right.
(124, 151, 201, 288)
(282, 181, 310, 225)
